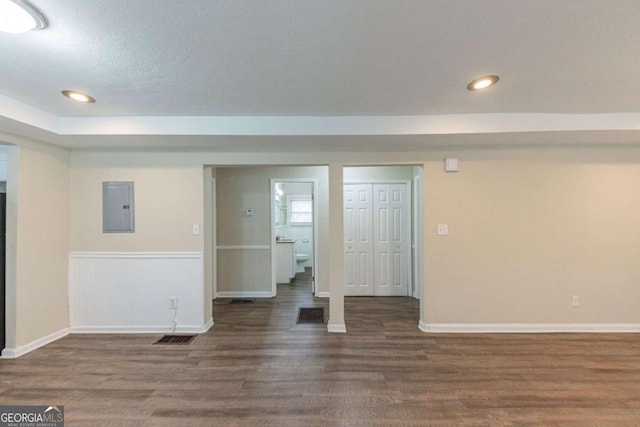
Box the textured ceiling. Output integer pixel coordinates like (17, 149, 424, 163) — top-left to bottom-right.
(1, 0, 640, 147)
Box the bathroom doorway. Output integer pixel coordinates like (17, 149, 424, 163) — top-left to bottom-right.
(271, 179, 318, 295)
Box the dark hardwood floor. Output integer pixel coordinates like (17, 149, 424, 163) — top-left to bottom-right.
(1, 271, 640, 426)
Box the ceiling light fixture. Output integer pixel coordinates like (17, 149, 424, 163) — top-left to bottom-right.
(467, 75, 500, 91)
(0, 0, 47, 34)
(61, 90, 96, 103)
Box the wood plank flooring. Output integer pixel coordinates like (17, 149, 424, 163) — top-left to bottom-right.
(1, 271, 640, 426)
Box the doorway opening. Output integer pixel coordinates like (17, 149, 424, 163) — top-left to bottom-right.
(0, 171, 5, 352)
(0, 145, 9, 353)
(343, 166, 423, 299)
(271, 179, 318, 296)
(209, 166, 327, 310)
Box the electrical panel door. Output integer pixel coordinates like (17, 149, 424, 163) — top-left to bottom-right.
(103, 181, 135, 233)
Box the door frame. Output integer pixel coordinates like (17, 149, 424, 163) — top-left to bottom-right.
(343, 179, 413, 296)
(0, 192, 5, 352)
(270, 178, 319, 296)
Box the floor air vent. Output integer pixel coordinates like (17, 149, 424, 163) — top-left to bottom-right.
(230, 299, 256, 304)
(153, 335, 197, 345)
(297, 307, 325, 324)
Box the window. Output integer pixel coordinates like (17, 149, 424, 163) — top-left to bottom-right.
(288, 196, 312, 225)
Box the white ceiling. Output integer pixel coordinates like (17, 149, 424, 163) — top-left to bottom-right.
(1, 0, 640, 149)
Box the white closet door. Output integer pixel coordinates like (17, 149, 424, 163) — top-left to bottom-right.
(344, 184, 374, 296)
(373, 184, 409, 296)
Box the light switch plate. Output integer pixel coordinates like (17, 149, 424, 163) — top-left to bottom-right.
(437, 224, 449, 235)
(192, 224, 200, 235)
(245, 208, 254, 216)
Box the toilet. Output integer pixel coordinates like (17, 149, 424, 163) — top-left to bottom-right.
(295, 253, 309, 273)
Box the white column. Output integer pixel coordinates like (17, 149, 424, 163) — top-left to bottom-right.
(203, 166, 214, 325)
(327, 163, 346, 333)
(415, 164, 428, 333)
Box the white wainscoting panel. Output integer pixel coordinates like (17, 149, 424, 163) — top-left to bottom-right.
(69, 252, 207, 333)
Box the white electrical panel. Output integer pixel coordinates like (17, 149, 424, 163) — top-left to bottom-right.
(103, 181, 135, 233)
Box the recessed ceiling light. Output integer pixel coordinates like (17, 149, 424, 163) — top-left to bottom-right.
(467, 75, 500, 91)
(61, 90, 96, 103)
(0, 0, 47, 34)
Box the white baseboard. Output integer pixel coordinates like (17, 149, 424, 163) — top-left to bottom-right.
(418, 320, 429, 333)
(315, 291, 330, 298)
(1, 327, 70, 359)
(71, 322, 213, 334)
(423, 323, 640, 333)
(215, 291, 273, 299)
(327, 323, 347, 333)
(202, 318, 214, 332)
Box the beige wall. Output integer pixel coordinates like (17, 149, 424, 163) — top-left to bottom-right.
(423, 147, 640, 325)
(70, 152, 204, 252)
(65, 145, 640, 330)
(3, 138, 70, 348)
(344, 165, 414, 181)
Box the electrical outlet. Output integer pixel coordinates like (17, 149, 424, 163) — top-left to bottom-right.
(437, 224, 449, 235)
(571, 295, 579, 307)
(169, 297, 178, 309)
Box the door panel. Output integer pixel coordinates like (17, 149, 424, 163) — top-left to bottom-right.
(345, 183, 409, 297)
(344, 184, 374, 296)
(373, 184, 408, 296)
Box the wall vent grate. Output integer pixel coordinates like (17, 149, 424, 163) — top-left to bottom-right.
(153, 335, 197, 345)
